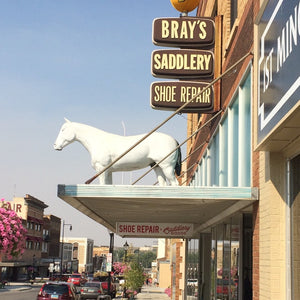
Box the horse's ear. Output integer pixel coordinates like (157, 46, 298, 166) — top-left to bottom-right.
(64, 118, 71, 123)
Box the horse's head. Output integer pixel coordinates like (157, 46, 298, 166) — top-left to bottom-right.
(54, 118, 76, 151)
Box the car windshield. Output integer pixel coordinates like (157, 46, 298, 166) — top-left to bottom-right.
(84, 282, 100, 288)
(97, 276, 109, 282)
(71, 275, 81, 278)
(43, 284, 69, 294)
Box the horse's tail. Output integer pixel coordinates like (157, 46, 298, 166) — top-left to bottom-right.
(175, 142, 182, 176)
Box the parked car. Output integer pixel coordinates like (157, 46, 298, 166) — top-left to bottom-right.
(95, 276, 116, 298)
(49, 274, 72, 282)
(67, 274, 87, 286)
(37, 281, 80, 300)
(86, 273, 94, 282)
(79, 281, 111, 299)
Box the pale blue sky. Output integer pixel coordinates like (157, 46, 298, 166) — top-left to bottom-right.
(0, 1, 196, 247)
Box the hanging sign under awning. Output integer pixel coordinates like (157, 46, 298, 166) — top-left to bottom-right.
(152, 17, 215, 48)
(151, 49, 214, 79)
(150, 81, 214, 112)
(116, 222, 194, 238)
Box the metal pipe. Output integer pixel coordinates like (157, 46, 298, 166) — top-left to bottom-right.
(85, 52, 253, 184)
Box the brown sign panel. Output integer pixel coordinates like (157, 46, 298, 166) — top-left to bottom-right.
(150, 81, 214, 112)
(153, 17, 215, 48)
(151, 49, 214, 79)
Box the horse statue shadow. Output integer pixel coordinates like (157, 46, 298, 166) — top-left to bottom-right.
(54, 118, 181, 186)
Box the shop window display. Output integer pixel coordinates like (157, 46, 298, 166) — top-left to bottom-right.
(186, 239, 200, 299)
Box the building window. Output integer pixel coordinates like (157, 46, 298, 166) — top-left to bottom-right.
(210, 217, 241, 300)
(231, 0, 238, 29)
(190, 70, 251, 188)
(35, 242, 40, 250)
(186, 239, 200, 298)
(42, 242, 48, 253)
(26, 241, 33, 249)
(73, 243, 79, 259)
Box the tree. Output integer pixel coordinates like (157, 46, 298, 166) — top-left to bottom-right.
(124, 261, 146, 299)
(0, 199, 27, 259)
(138, 251, 157, 268)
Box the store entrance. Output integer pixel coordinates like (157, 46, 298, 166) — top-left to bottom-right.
(208, 214, 253, 300)
(186, 213, 253, 300)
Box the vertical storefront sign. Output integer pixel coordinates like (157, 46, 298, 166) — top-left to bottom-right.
(150, 81, 213, 112)
(257, 0, 300, 143)
(153, 17, 215, 48)
(150, 16, 216, 112)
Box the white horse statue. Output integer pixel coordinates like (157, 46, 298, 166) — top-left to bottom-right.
(54, 118, 181, 186)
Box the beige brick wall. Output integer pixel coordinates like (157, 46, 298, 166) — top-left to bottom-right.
(259, 152, 287, 300)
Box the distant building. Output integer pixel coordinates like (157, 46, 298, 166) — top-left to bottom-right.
(62, 237, 94, 273)
(42, 215, 61, 259)
(92, 246, 109, 272)
(0, 194, 61, 280)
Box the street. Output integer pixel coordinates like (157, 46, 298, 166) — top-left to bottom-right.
(0, 284, 168, 300)
(0, 286, 41, 300)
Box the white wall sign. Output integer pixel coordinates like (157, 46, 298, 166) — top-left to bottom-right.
(116, 222, 194, 238)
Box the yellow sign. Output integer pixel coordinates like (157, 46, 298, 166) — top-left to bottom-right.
(170, 0, 200, 13)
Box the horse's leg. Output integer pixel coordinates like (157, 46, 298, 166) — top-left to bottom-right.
(94, 162, 113, 185)
(98, 171, 113, 184)
(106, 171, 112, 184)
(98, 173, 107, 185)
(153, 166, 167, 186)
(162, 166, 179, 186)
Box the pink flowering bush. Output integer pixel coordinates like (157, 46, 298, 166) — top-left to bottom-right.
(113, 262, 128, 275)
(0, 199, 27, 259)
(164, 287, 171, 297)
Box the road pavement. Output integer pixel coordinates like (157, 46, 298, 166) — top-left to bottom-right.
(0, 282, 169, 299)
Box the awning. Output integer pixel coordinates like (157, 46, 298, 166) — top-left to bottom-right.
(26, 235, 43, 242)
(0, 261, 28, 267)
(57, 184, 258, 238)
(27, 216, 44, 224)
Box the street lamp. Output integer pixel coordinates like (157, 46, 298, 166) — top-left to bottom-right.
(123, 241, 129, 262)
(107, 231, 114, 298)
(60, 220, 72, 276)
(123, 241, 129, 298)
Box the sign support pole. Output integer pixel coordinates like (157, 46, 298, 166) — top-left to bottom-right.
(85, 51, 253, 184)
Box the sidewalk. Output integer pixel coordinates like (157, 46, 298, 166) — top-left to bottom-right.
(0, 281, 38, 292)
(136, 285, 169, 300)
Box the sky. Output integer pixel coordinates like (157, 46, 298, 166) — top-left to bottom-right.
(0, 1, 196, 247)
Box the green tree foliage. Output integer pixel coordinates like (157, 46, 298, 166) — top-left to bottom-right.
(136, 251, 157, 268)
(114, 249, 157, 269)
(124, 261, 146, 292)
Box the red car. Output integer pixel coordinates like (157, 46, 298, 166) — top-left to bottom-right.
(37, 281, 79, 300)
(96, 276, 117, 298)
(67, 273, 87, 286)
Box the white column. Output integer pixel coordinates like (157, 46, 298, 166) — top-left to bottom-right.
(219, 119, 228, 187)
